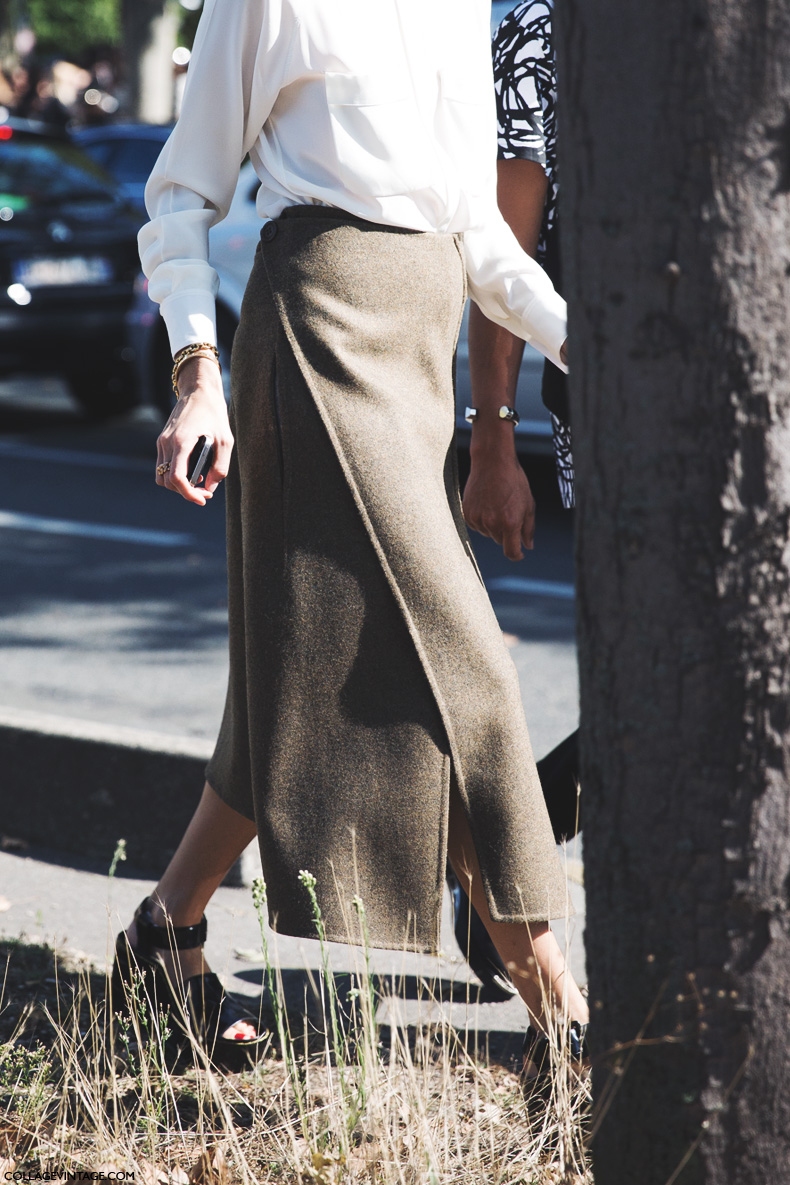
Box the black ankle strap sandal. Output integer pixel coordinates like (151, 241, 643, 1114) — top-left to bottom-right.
(133, 897, 208, 950)
(111, 897, 266, 1067)
(522, 1020, 589, 1098)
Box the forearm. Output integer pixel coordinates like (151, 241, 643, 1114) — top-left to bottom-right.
(467, 303, 525, 463)
(468, 157, 548, 459)
(463, 308, 536, 558)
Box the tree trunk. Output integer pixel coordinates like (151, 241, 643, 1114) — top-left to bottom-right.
(121, 0, 179, 123)
(556, 2, 790, 1182)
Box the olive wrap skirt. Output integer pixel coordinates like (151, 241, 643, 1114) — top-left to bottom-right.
(206, 207, 570, 953)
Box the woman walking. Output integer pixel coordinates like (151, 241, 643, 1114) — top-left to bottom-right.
(114, 0, 588, 1072)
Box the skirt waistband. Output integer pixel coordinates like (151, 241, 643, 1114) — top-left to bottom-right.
(274, 204, 421, 234)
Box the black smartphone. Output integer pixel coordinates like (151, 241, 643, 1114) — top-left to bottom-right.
(187, 435, 215, 486)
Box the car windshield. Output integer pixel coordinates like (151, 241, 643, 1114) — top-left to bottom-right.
(0, 137, 119, 211)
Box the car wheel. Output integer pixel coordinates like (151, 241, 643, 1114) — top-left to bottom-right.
(67, 358, 138, 422)
(150, 307, 236, 420)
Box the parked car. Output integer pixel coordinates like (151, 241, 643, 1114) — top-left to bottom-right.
(0, 116, 142, 417)
(129, 158, 552, 448)
(71, 123, 172, 213)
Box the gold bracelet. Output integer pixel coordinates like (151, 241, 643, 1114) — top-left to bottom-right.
(175, 350, 219, 391)
(171, 342, 221, 399)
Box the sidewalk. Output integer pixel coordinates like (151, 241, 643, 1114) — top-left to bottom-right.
(0, 839, 585, 1040)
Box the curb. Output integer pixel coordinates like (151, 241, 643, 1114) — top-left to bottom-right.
(0, 707, 260, 885)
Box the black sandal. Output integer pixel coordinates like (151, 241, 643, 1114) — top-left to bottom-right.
(521, 1020, 589, 1098)
(110, 897, 267, 1067)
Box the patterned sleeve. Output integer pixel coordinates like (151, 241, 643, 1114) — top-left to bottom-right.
(493, 0, 553, 165)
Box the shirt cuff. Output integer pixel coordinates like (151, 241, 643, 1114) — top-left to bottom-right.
(159, 290, 218, 357)
(522, 290, 568, 373)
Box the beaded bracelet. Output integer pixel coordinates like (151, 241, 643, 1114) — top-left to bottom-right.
(171, 342, 221, 399)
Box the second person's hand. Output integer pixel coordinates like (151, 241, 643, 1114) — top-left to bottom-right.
(155, 356, 234, 505)
(462, 433, 536, 561)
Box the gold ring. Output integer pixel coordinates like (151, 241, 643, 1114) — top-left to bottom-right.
(156, 461, 171, 477)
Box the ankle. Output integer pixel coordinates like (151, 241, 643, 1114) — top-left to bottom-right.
(148, 891, 205, 930)
(526, 1004, 589, 1037)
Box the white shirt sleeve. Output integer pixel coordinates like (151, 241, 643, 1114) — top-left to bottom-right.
(137, 0, 272, 356)
(137, 0, 568, 368)
(463, 205, 568, 374)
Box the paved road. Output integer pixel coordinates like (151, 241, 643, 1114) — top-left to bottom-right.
(0, 377, 577, 755)
(0, 376, 584, 1017)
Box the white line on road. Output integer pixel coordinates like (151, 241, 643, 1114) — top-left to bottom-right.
(0, 440, 151, 472)
(0, 510, 195, 548)
(487, 576, 575, 600)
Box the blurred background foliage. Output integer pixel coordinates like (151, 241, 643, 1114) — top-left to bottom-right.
(27, 0, 119, 58)
(1, 0, 203, 123)
(179, 8, 200, 46)
(24, 0, 199, 60)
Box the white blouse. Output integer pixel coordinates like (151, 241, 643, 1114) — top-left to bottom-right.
(138, 0, 568, 370)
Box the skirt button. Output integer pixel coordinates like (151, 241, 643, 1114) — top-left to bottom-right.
(261, 220, 278, 242)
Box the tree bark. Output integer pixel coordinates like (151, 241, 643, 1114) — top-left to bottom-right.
(121, 0, 179, 123)
(556, 2, 790, 1182)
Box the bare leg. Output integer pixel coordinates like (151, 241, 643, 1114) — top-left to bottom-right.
(446, 784, 589, 1033)
(124, 781, 258, 1039)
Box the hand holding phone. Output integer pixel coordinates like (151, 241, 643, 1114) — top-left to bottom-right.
(187, 435, 215, 486)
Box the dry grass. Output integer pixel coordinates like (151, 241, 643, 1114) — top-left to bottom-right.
(0, 879, 591, 1185)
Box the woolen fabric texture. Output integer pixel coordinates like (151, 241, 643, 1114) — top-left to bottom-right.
(206, 208, 570, 953)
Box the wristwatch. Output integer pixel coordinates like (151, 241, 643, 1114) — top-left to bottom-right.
(464, 405, 520, 425)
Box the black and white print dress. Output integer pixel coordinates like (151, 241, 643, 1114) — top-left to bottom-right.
(493, 0, 575, 509)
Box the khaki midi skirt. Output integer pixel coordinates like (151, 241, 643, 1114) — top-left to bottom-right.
(206, 207, 569, 953)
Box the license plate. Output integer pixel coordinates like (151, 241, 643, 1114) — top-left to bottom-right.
(12, 255, 113, 288)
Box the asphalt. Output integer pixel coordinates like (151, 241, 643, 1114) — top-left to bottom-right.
(0, 379, 578, 751)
